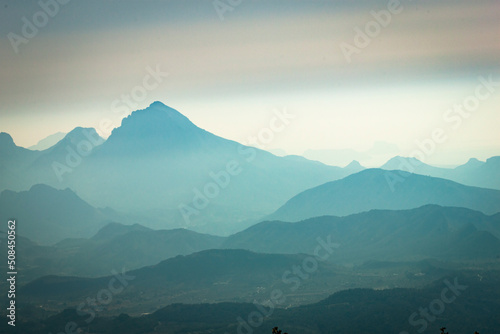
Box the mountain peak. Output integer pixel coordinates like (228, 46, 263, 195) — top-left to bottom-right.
(64, 127, 103, 142)
(344, 160, 365, 172)
(41, 127, 104, 157)
(117, 102, 198, 134)
(149, 101, 170, 109)
(381, 156, 424, 170)
(102, 102, 212, 154)
(486, 156, 500, 164)
(0, 132, 16, 149)
(28, 132, 67, 151)
(346, 160, 362, 168)
(464, 158, 484, 167)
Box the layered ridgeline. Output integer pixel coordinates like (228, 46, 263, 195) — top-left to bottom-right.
(0, 128, 104, 191)
(2, 102, 500, 234)
(18, 247, 460, 316)
(381, 156, 500, 190)
(270, 168, 500, 222)
(9, 271, 500, 334)
(226, 205, 500, 263)
(0, 184, 117, 244)
(0, 102, 357, 234)
(0, 222, 225, 281)
(5, 205, 499, 284)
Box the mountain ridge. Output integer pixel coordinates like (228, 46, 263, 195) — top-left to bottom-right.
(269, 168, 500, 222)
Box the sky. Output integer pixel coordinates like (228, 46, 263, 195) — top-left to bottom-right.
(0, 0, 499, 167)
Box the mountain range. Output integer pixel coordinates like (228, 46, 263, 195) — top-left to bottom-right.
(2, 102, 500, 235)
(269, 168, 500, 222)
(0, 102, 358, 234)
(4, 204, 499, 287)
(227, 205, 500, 263)
(382, 155, 500, 190)
(0, 184, 117, 244)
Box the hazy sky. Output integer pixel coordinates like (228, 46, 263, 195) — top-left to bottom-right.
(1, 0, 499, 166)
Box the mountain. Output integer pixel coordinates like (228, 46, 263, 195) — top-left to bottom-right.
(344, 160, 365, 173)
(226, 205, 500, 263)
(452, 156, 500, 190)
(19, 249, 340, 314)
(55, 102, 356, 234)
(303, 141, 400, 167)
(0, 184, 121, 244)
(1, 102, 358, 234)
(455, 157, 485, 170)
(28, 132, 67, 151)
(50, 224, 226, 277)
(26, 127, 104, 185)
(381, 156, 449, 177)
(270, 168, 500, 222)
(381, 156, 500, 190)
(0, 222, 225, 281)
(0, 132, 41, 191)
(0, 128, 103, 192)
(89, 221, 152, 242)
(7, 206, 499, 281)
(11, 271, 500, 334)
(18, 248, 458, 318)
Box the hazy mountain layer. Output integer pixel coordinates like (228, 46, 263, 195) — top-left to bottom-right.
(9, 270, 500, 334)
(270, 168, 500, 222)
(0, 184, 116, 244)
(0, 102, 356, 234)
(18, 249, 455, 317)
(382, 156, 500, 190)
(228, 205, 500, 263)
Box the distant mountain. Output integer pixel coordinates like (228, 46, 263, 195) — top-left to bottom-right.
(0, 184, 120, 244)
(55, 102, 356, 234)
(344, 160, 365, 173)
(8, 206, 499, 281)
(381, 155, 500, 190)
(1, 103, 360, 234)
(228, 205, 500, 263)
(0, 132, 42, 191)
(28, 132, 66, 151)
(89, 222, 152, 242)
(303, 141, 400, 167)
(270, 169, 500, 222)
(381, 156, 449, 178)
(26, 127, 104, 185)
(453, 156, 500, 190)
(0, 128, 103, 191)
(51, 223, 225, 277)
(0, 222, 225, 281)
